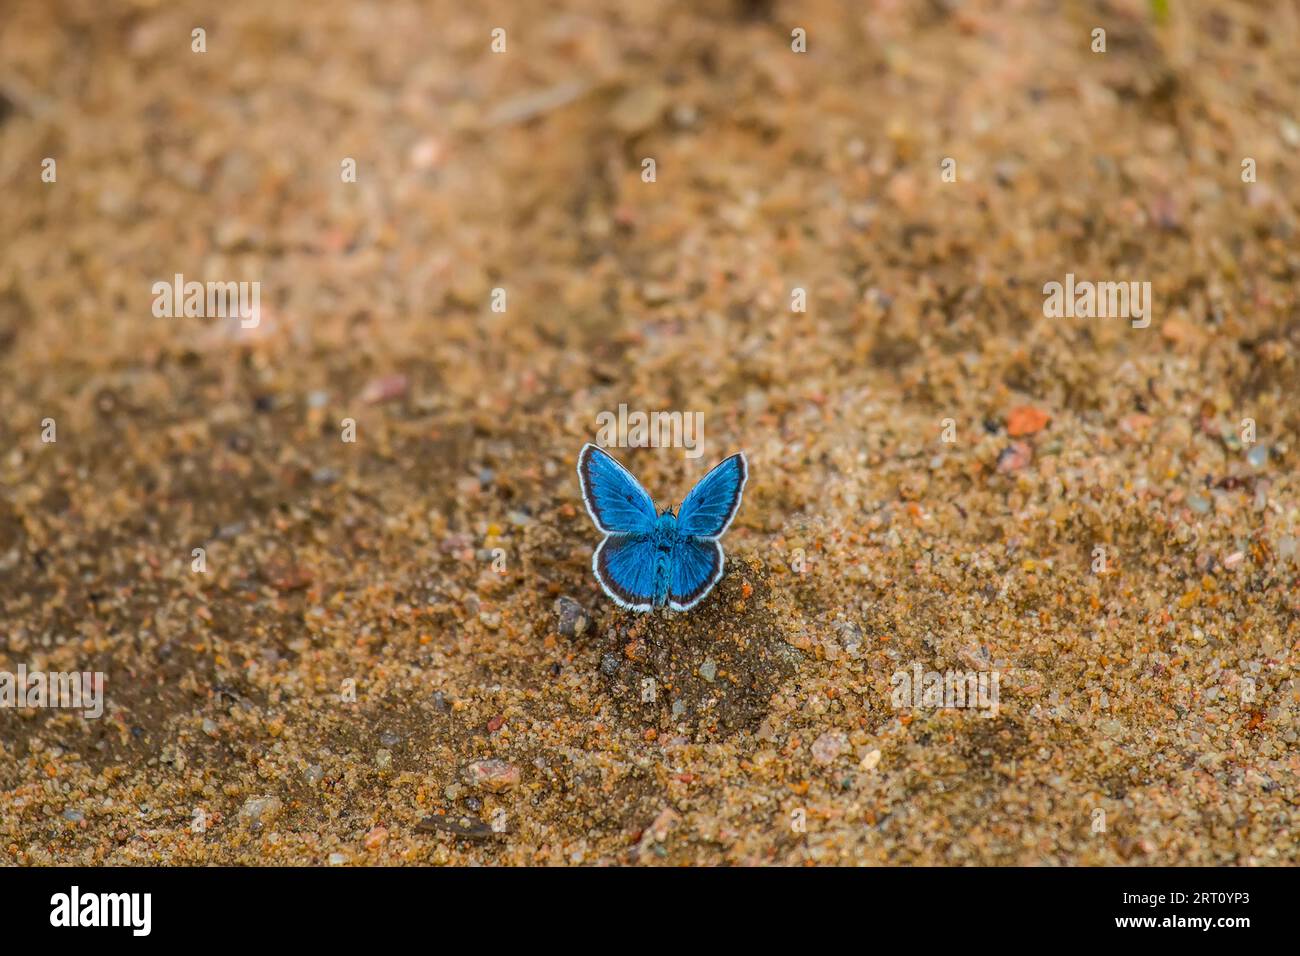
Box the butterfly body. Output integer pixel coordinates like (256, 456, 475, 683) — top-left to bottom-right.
(577, 444, 747, 613)
(607, 510, 685, 609)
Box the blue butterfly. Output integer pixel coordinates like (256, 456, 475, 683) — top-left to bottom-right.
(577, 443, 748, 612)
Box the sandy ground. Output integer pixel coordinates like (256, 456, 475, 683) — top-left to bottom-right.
(1, 0, 1297, 865)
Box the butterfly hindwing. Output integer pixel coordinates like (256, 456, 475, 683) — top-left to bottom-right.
(577, 444, 657, 534)
(675, 453, 747, 538)
(668, 537, 723, 611)
(593, 533, 658, 611)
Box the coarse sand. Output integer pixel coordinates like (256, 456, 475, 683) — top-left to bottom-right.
(1, 0, 1297, 865)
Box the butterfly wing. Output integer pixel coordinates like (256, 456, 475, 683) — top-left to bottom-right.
(593, 534, 659, 611)
(577, 444, 657, 534)
(668, 537, 724, 611)
(675, 453, 747, 538)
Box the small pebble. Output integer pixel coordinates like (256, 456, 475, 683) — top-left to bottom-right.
(238, 795, 283, 829)
(610, 85, 668, 135)
(1006, 405, 1050, 437)
(463, 759, 521, 793)
(554, 596, 591, 638)
(359, 374, 409, 404)
(997, 442, 1033, 474)
(811, 731, 846, 765)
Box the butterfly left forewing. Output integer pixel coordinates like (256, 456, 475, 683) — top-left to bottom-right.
(577, 444, 657, 534)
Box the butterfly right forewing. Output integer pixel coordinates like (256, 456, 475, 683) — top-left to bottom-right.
(675, 453, 747, 539)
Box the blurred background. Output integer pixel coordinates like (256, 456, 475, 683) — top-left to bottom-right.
(1, 0, 1297, 865)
